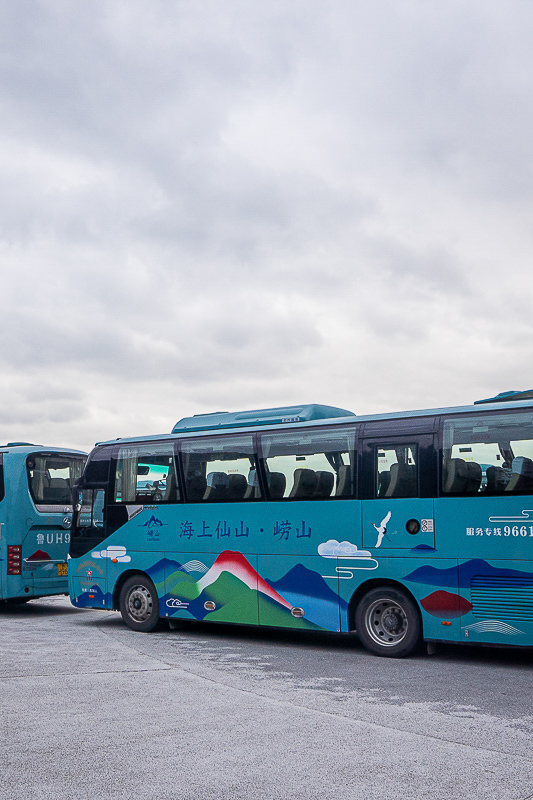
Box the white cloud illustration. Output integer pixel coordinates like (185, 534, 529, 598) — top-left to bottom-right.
(91, 545, 131, 563)
(317, 540, 372, 559)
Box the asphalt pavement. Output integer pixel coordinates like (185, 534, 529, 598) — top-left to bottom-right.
(2, 596, 533, 800)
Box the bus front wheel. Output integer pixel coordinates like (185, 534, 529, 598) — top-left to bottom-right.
(119, 574, 161, 633)
(355, 587, 421, 658)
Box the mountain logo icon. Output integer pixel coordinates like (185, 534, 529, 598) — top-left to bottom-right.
(141, 516, 167, 529)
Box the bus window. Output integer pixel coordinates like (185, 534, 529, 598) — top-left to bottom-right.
(26, 454, 85, 507)
(260, 427, 355, 499)
(442, 411, 533, 495)
(0, 453, 4, 503)
(114, 443, 178, 504)
(78, 488, 105, 529)
(375, 445, 418, 499)
(180, 435, 259, 502)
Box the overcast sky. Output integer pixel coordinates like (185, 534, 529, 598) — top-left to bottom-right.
(1, 0, 533, 453)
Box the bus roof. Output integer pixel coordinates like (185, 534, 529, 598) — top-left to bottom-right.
(0, 444, 86, 456)
(474, 389, 533, 404)
(93, 391, 533, 448)
(171, 404, 355, 433)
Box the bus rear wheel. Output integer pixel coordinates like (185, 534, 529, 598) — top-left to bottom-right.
(355, 587, 421, 658)
(119, 575, 161, 632)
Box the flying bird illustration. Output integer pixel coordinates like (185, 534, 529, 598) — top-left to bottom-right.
(371, 511, 391, 548)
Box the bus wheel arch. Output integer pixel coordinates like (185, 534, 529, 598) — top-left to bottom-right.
(116, 572, 161, 633)
(349, 580, 423, 658)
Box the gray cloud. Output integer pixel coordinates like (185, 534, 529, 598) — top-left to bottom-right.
(1, 0, 533, 451)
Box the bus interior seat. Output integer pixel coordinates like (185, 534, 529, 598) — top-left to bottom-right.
(505, 457, 533, 493)
(314, 471, 334, 498)
(31, 470, 49, 497)
(164, 473, 179, 502)
(204, 472, 229, 501)
(289, 468, 317, 498)
(485, 466, 510, 494)
(335, 464, 352, 496)
(385, 463, 417, 498)
(268, 471, 286, 499)
(227, 473, 247, 500)
(186, 475, 207, 501)
(43, 478, 71, 503)
(465, 462, 482, 493)
(443, 458, 469, 493)
(378, 470, 391, 497)
(244, 469, 261, 500)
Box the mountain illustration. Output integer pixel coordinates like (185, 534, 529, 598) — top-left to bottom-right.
(165, 570, 198, 596)
(187, 572, 259, 623)
(405, 558, 533, 588)
(268, 563, 345, 628)
(420, 590, 473, 618)
(183, 572, 325, 629)
(197, 550, 292, 609)
(269, 563, 341, 603)
(26, 550, 52, 561)
(146, 558, 185, 585)
(257, 592, 323, 630)
(164, 552, 338, 630)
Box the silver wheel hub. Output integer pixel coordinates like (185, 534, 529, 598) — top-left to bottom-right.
(365, 598, 408, 647)
(127, 585, 153, 622)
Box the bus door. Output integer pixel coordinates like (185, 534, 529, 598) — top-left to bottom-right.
(69, 486, 110, 606)
(361, 435, 436, 552)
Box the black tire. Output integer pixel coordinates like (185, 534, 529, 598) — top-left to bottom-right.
(355, 587, 421, 658)
(119, 574, 161, 632)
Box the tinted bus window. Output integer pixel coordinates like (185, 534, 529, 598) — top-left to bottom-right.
(442, 411, 533, 495)
(114, 442, 178, 504)
(27, 454, 85, 506)
(260, 427, 355, 499)
(0, 453, 4, 503)
(84, 446, 112, 484)
(180, 435, 259, 502)
(376, 444, 418, 498)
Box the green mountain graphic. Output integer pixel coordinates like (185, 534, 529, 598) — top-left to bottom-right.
(257, 593, 322, 630)
(166, 570, 199, 598)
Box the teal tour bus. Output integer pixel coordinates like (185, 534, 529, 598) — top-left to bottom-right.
(68, 391, 533, 657)
(1, 443, 86, 603)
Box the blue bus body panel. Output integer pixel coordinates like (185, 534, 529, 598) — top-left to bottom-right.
(0, 445, 86, 601)
(70, 498, 468, 642)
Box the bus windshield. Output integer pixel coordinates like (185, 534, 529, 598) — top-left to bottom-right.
(27, 454, 85, 506)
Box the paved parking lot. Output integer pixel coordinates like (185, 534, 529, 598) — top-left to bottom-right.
(2, 596, 533, 800)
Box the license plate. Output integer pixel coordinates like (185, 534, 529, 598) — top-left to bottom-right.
(57, 563, 68, 576)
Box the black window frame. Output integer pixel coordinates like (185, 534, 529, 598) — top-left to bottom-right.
(110, 439, 180, 505)
(26, 451, 87, 507)
(360, 433, 437, 500)
(438, 408, 533, 497)
(256, 423, 358, 501)
(177, 432, 262, 503)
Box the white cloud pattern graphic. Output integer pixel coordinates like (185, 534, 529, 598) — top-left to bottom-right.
(91, 545, 131, 563)
(318, 540, 372, 559)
